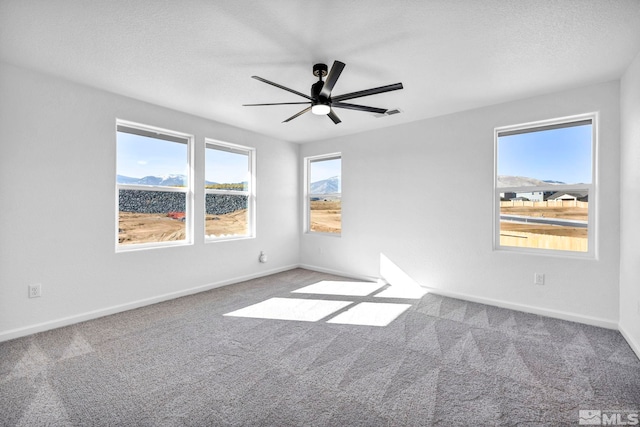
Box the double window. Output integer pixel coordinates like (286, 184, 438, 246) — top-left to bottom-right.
(495, 114, 596, 256)
(116, 121, 257, 250)
(205, 140, 255, 240)
(116, 121, 193, 250)
(305, 153, 342, 235)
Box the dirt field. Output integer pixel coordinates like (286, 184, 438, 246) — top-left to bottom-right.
(310, 200, 341, 233)
(205, 209, 248, 237)
(118, 212, 186, 244)
(500, 205, 588, 221)
(118, 209, 249, 245)
(500, 205, 588, 238)
(500, 222, 587, 238)
(499, 205, 588, 251)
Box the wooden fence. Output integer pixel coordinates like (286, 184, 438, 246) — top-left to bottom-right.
(500, 200, 588, 209)
(500, 231, 587, 252)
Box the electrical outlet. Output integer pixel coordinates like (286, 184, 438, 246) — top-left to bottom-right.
(534, 273, 545, 285)
(28, 284, 42, 298)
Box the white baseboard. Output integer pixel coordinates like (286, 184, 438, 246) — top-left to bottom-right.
(426, 287, 618, 330)
(0, 264, 299, 343)
(619, 323, 640, 361)
(0, 263, 625, 344)
(298, 264, 381, 283)
(299, 263, 618, 329)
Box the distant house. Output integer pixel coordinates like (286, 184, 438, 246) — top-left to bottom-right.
(516, 191, 545, 202)
(547, 191, 589, 202)
(500, 191, 546, 202)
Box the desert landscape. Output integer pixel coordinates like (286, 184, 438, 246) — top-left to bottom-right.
(205, 209, 248, 237)
(119, 201, 583, 249)
(118, 209, 249, 244)
(118, 212, 186, 244)
(500, 203, 588, 251)
(310, 200, 341, 233)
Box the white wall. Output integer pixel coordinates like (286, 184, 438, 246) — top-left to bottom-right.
(300, 81, 621, 328)
(0, 59, 627, 341)
(620, 52, 640, 357)
(0, 62, 300, 340)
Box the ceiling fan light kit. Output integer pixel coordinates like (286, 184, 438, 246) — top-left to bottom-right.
(243, 60, 403, 124)
(311, 104, 331, 115)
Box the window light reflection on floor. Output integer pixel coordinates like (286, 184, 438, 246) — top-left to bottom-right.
(224, 267, 426, 326)
(292, 280, 385, 296)
(376, 253, 429, 299)
(223, 298, 352, 322)
(327, 302, 412, 327)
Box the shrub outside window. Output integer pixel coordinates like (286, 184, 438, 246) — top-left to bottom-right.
(116, 121, 193, 250)
(495, 114, 596, 256)
(306, 153, 342, 235)
(205, 139, 255, 241)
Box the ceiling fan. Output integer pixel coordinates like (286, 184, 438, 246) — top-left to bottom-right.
(243, 60, 403, 124)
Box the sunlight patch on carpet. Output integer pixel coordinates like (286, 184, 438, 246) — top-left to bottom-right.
(292, 280, 385, 297)
(374, 286, 428, 299)
(224, 298, 352, 322)
(327, 302, 412, 326)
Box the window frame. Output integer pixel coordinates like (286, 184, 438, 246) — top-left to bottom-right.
(204, 138, 256, 242)
(115, 119, 194, 252)
(304, 152, 342, 236)
(493, 113, 597, 258)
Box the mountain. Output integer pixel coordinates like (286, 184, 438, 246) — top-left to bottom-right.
(117, 174, 186, 186)
(310, 176, 340, 194)
(497, 175, 566, 187)
(116, 175, 141, 184)
(118, 174, 240, 187)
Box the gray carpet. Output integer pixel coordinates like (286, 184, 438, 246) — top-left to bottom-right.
(1, 268, 639, 426)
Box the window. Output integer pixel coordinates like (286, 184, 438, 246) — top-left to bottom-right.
(305, 153, 342, 234)
(205, 140, 255, 240)
(495, 114, 596, 256)
(116, 121, 193, 250)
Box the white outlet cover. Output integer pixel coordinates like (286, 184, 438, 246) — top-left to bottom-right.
(28, 284, 42, 298)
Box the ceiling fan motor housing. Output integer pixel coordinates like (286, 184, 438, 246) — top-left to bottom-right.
(311, 80, 327, 104)
(313, 63, 328, 77)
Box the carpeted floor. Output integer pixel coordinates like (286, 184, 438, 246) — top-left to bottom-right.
(1, 268, 639, 426)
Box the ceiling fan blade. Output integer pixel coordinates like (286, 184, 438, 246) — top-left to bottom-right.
(332, 83, 403, 102)
(283, 106, 312, 123)
(328, 109, 342, 124)
(251, 76, 313, 101)
(243, 102, 311, 106)
(332, 102, 388, 114)
(319, 60, 345, 99)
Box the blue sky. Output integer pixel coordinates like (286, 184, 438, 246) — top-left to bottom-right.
(498, 124, 592, 184)
(310, 158, 341, 183)
(205, 148, 248, 184)
(117, 132, 249, 183)
(117, 132, 187, 178)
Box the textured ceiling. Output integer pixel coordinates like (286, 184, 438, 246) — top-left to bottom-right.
(2, 0, 640, 143)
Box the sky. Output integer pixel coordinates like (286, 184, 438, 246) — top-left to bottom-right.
(117, 132, 248, 183)
(310, 158, 341, 183)
(497, 123, 592, 184)
(119, 126, 588, 186)
(205, 148, 248, 184)
(117, 132, 187, 178)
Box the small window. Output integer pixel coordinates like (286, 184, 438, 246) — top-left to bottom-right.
(205, 140, 255, 240)
(305, 154, 342, 235)
(495, 115, 595, 256)
(116, 121, 193, 250)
